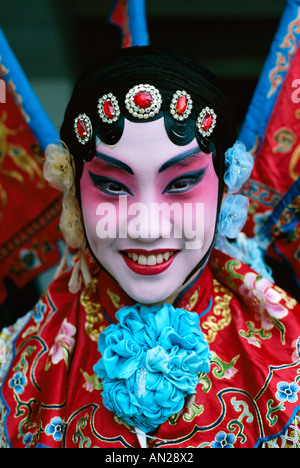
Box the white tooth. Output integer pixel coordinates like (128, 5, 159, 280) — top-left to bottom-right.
(156, 254, 164, 264)
(132, 253, 138, 262)
(147, 255, 157, 266)
(163, 252, 170, 261)
(138, 255, 147, 265)
(127, 252, 132, 259)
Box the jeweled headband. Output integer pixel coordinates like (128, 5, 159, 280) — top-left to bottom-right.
(73, 83, 217, 145)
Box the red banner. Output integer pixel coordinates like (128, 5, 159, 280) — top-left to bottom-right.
(0, 86, 62, 303)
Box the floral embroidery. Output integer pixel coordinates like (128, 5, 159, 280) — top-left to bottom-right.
(201, 280, 233, 344)
(8, 371, 27, 395)
(239, 272, 289, 330)
(211, 431, 236, 448)
(45, 417, 64, 442)
(47, 319, 76, 367)
(32, 300, 47, 324)
(276, 381, 300, 404)
(183, 402, 204, 422)
(183, 287, 200, 311)
(210, 352, 239, 380)
(267, 380, 300, 427)
(80, 369, 102, 392)
(81, 279, 105, 343)
(23, 433, 33, 446)
(239, 321, 272, 348)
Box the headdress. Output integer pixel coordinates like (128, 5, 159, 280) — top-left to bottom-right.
(73, 84, 217, 144)
(59, 46, 236, 168)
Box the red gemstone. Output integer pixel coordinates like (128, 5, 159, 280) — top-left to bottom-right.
(202, 113, 213, 131)
(77, 118, 87, 137)
(103, 99, 115, 119)
(176, 95, 187, 115)
(134, 91, 153, 109)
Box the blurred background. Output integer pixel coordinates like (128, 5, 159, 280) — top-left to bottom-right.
(0, 0, 287, 132)
(0, 0, 289, 327)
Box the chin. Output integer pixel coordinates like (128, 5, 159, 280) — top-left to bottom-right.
(119, 278, 179, 305)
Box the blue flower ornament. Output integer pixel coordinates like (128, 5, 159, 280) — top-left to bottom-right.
(217, 141, 253, 239)
(217, 194, 249, 239)
(94, 303, 211, 433)
(224, 141, 254, 194)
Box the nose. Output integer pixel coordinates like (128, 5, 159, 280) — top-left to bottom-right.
(125, 201, 176, 242)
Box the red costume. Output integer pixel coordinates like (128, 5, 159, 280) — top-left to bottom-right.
(1, 250, 299, 448)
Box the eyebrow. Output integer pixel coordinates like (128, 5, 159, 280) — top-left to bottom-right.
(158, 148, 201, 173)
(95, 151, 134, 175)
(95, 147, 201, 176)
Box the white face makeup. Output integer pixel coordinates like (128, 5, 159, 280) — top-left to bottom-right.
(80, 118, 219, 304)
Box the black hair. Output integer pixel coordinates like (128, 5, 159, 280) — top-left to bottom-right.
(60, 46, 236, 193)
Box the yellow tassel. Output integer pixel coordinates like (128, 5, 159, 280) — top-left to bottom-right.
(80, 251, 93, 289)
(68, 258, 82, 294)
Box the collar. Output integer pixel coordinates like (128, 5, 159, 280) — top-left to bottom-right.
(96, 263, 214, 325)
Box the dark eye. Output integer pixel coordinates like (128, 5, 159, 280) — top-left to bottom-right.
(163, 167, 207, 194)
(102, 182, 127, 194)
(168, 179, 195, 192)
(88, 171, 133, 196)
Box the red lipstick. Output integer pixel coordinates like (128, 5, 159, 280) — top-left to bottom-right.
(120, 249, 179, 276)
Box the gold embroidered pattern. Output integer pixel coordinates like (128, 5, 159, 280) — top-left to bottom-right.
(201, 279, 233, 344)
(80, 279, 105, 342)
(183, 286, 200, 311)
(106, 289, 124, 309)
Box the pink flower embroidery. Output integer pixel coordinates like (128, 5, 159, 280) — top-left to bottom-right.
(49, 319, 76, 365)
(239, 272, 288, 330)
(83, 381, 94, 393)
(246, 336, 261, 348)
(224, 367, 238, 379)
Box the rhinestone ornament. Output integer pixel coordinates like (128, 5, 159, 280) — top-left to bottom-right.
(125, 84, 162, 119)
(170, 90, 193, 121)
(196, 107, 217, 137)
(74, 113, 93, 144)
(98, 93, 120, 123)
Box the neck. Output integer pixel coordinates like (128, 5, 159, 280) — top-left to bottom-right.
(139, 266, 203, 307)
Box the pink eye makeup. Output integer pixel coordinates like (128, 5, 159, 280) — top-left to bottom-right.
(162, 167, 208, 194)
(88, 166, 208, 197)
(88, 171, 134, 196)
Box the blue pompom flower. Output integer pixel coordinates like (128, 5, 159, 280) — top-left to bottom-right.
(217, 194, 249, 239)
(224, 141, 253, 193)
(94, 303, 211, 433)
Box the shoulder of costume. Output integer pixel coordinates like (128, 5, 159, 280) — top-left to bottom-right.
(209, 247, 299, 307)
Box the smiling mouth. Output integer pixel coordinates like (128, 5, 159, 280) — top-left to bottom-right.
(120, 249, 179, 275)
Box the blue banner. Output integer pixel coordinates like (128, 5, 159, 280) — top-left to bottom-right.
(239, 0, 300, 154)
